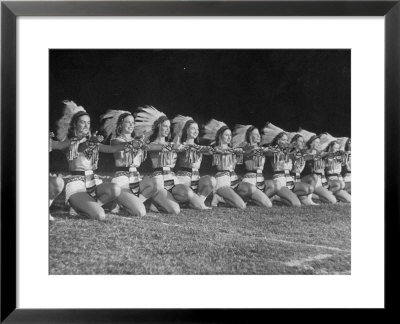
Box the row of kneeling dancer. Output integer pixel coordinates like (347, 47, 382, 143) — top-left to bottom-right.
(49, 101, 351, 222)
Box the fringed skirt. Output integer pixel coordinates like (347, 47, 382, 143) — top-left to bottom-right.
(64, 170, 103, 203)
(112, 166, 143, 196)
(242, 170, 265, 191)
(176, 167, 200, 193)
(273, 170, 295, 190)
(215, 170, 240, 191)
(152, 167, 177, 191)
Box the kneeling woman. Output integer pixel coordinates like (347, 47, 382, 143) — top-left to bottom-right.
(171, 115, 216, 209)
(53, 101, 142, 221)
(202, 119, 246, 209)
(232, 124, 272, 207)
(319, 133, 351, 203)
(135, 106, 202, 214)
(100, 110, 159, 216)
(287, 132, 317, 205)
(298, 129, 337, 204)
(261, 123, 301, 207)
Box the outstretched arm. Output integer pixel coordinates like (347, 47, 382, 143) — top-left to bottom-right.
(99, 140, 144, 154)
(50, 138, 73, 151)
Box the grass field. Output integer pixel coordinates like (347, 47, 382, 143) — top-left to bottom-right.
(49, 193, 351, 275)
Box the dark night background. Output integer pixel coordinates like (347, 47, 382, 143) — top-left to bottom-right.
(49, 49, 350, 173)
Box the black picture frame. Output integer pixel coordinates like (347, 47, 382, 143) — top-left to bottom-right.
(1, 0, 399, 322)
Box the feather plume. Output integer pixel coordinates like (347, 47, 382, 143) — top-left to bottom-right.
(297, 128, 317, 142)
(265, 122, 285, 133)
(100, 109, 131, 139)
(171, 115, 193, 143)
(202, 119, 227, 143)
(337, 137, 349, 151)
(319, 132, 338, 151)
(134, 106, 166, 140)
(56, 100, 86, 141)
(261, 122, 286, 145)
(232, 124, 253, 148)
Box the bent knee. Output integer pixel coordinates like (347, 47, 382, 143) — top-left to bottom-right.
(137, 206, 147, 217)
(292, 200, 301, 207)
(235, 201, 246, 210)
(90, 210, 106, 221)
(264, 200, 273, 208)
(168, 205, 180, 215)
(327, 195, 337, 204)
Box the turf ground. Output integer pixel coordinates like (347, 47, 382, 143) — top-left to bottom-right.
(49, 194, 351, 275)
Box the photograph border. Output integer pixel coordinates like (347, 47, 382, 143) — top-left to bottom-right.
(1, 0, 399, 321)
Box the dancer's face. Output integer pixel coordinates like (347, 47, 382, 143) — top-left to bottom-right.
(249, 128, 260, 145)
(121, 115, 134, 135)
(75, 115, 90, 137)
(295, 136, 305, 149)
(310, 138, 320, 150)
(159, 120, 171, 138)
(187, 123, 199, 140)
(220, 129, 232, 145)
(277, 134, 288, 148)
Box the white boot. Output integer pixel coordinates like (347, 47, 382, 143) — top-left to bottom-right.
(299, 195, 316, 206)
(149, 203, 160, 213)
(69, 207, 79, 217)
(270, 195, 281, 204)
(211, 194, 225, 207)
(111, 204, 120, 214)
(307, 194, 319, 205)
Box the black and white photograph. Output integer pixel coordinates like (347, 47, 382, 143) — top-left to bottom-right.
(49, 49, 351, 275)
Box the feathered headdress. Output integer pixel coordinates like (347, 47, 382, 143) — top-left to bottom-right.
(337, 137, 350, 151)
(202, 119, 227, 144)
(134, 106, 167, 140)
(298, 128, 320, 147)
(319, 132, 338, 151)
(100, 109, 131, 139)
(261, 122, 286, 145)
(171, 115, 194, 143)
(232, 124, 253, 148)
(56, 100, 86, 141)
